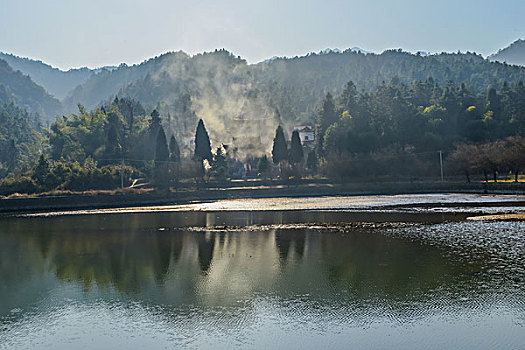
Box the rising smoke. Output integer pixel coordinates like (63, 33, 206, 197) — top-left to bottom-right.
(142, 50, 283, 159)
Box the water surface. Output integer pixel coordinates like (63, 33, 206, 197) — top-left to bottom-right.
(1, 210, 524, 349)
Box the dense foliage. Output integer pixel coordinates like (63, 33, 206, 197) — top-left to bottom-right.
(449, 137, 525, 182)
(0, 102, 44, 177)
(317, 78, 525, 180)
(0, 59, 62, 123)
(1, 47, 525, 194)
(49, 98, 152, 163)
(0, 52, 95, 100)
(61, 49, 525, 144)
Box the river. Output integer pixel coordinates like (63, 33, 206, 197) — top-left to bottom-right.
(1, 195, 524, 349)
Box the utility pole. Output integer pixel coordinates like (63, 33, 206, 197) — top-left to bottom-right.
(439, 150, 444, 182)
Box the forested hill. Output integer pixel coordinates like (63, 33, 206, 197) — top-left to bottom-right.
(489, 39, 525, 66)
(0, 52, 95, 100)
(64, 49, 525, 129)
(4, 47, 525, 137)
(252, 50, 525, 124)
(62, 52, 173, 113)
(0, 59, 62, 124)
(0, 102, 43, 176)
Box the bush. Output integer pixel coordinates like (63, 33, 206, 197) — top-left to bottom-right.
(64, 165, 140, 191)
(0, 176, 38, 196)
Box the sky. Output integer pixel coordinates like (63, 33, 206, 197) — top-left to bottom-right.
(0, 0, 524, 70)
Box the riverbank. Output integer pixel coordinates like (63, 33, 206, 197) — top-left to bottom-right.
(1, 180, 525, 214)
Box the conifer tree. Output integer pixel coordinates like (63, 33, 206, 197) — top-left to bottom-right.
(145, 109, 162, 161)
(306, 150, 318, 174)
(272, 125, 288, 164)
(169, 135, 180, 162)
(211, 147, 228, 180)
(194, 119, 212, 161)
(257, 155, 271, 178)
(104, 123, 121, 161)
(289, 130, 304, 166)
(316, 93, 337, 157)
(32, 154, 50, 186)
(154, 126, 169, 189)
(155, 127, 169, 164)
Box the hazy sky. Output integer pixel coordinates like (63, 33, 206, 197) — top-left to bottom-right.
(1, 0, 524, 70)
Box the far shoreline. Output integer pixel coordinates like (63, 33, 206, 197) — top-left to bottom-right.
(1, 181, 525, 216)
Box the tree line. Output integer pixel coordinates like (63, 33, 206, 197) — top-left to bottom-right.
(1, 75, 525, 196)
(310, 77, 525, 180)
(449, 137, 525, 182)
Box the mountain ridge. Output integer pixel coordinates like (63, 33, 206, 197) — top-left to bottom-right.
(489, 39, 525, 66)
(0, 58, 62, 124)
(0, 52, 118, 99)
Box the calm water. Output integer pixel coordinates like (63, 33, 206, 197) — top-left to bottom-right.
(0, 211, 524, 349)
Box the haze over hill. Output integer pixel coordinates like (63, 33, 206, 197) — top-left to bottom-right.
(0, 53, 96, 100)
(62, 48, 525, 140)
(1, 44, 525, 142)
(0, 59, 62, 123)
(1, 42, 525, 189)
(489, 39, 525, 66)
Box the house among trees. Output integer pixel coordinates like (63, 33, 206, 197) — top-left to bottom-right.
(293, 126, 315, 149)
(182, 136, 196, 157)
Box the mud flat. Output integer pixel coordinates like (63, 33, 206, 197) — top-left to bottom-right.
(1, 180, 525, 215)
(467, 213, 525, 221)
(14, 193, 525, 227)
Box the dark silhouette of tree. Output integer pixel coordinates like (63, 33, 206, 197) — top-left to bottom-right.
(194, 119, 212, 162)
(337, 81, 358, 113)
(32, 154, 50, 186)
(211, 147, 227, 180)
(104, 123, 121, 162)
(289, 130, 304, 166)
(272, 125, 288, 164)
(154, 126, 169, 189)
(257, 155, 271, 178)
(169, 135, 180, 162)
(145, 109, 162, 161)
(306, 150, 318, 175)
(316, 92, 337, 157)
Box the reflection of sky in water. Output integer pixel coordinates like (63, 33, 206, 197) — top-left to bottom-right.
(0, 212, 524, 349)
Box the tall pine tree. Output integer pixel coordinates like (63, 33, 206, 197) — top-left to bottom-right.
(145, 109, 162, 161)
(316, 93, 337, 157)
(169, 135, 180, 162)
(289, 130, 304, 166)
(272, 125, 288, 164)
(154, 126, 169, 189)
(194, 119, 212, 161)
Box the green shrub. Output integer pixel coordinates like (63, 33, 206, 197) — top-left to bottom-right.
(0, 176, 37, 196)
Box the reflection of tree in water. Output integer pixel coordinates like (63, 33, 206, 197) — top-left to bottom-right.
(46, 229, 185, 293)
(0, 216, 497, 318)
(197, 233, 216, 272)
(153, 232, 176, 284)
(275, 229, 306, 263)
(318, 229, 485, 301)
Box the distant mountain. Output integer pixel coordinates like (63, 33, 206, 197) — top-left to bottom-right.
(5, 46, 523, 147)
(0, 52, 96, 99)
(349, 47, 374, 55)
(62, 54, 167, 113)
(0, 59, 62, 123)
(60, 48, 525, 155)
(489, 39, 525, 66)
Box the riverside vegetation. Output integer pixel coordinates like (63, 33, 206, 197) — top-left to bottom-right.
(1, 49, 525, 196)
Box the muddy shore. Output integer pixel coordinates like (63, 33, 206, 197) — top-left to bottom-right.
(1, 181, 525, 215)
